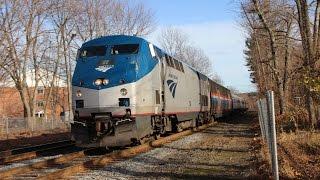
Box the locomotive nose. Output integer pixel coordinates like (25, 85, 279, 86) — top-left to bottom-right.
(95, 59, 114, 73)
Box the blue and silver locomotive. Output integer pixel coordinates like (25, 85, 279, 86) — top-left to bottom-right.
(71, 35, 245, 147)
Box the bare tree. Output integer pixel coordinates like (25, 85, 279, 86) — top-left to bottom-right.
(0, 0, 52, 127)
(240, 0, 320, 128)
(295, 0, 320, 127)
(211, 73, 224, 85)
(73, 0, 155, 42)
(0, 0, 156, 124)
(158, 27, 189, 58)
(183, 45, 214, 77)
(109, 0, 155, 36)
(158, 27, 215, 79)
(241, 0, 298, 115)
(228, 86, 241, 94)
(40, 0, 79, 120)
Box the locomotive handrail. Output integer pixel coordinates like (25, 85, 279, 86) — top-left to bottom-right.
(72, 120, 86, 126)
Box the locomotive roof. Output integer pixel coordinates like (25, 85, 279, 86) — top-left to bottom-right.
(82, 35, 145, 47)
(81, 35, 231, 93)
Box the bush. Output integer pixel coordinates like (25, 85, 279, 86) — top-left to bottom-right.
(277, 104, 309, 132)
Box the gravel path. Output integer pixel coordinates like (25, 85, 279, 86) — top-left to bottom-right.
(72, 115, 259, 179)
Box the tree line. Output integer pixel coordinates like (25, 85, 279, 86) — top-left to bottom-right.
(0, 0, 216, 128)
(0, 0, 155, 127)
(240, 0, 320, 129)
(157, 27, 222, 84)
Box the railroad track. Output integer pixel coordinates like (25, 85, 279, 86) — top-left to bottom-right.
(0, 123, 212, 179)
(0, 140, 75, 165)
(0, 147, 99, 179)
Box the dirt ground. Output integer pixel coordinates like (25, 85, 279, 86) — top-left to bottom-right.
(0, 131, 71, 151)
(277, 131, 320, 179)
(73, 112, 266, 179)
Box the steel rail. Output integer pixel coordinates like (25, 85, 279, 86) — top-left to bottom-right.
(0, 142, 75, 164)
(0, 123, 213, 179)
(38, 123, 212, 179)
(0, 140, 73, 158)
(0, 147, 94, 178)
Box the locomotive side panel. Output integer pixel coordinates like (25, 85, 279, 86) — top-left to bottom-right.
(163, 57, 200, 123)
(134, 55, 162, 138)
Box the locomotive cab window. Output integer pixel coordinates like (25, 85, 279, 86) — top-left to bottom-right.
(200, 95, 208, 106)
(79, 46, 107, 58)
(111, 44, 139, 55)
(165, 55, 170, 65)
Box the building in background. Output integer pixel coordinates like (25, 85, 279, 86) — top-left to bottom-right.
(0, 69, 68, 119)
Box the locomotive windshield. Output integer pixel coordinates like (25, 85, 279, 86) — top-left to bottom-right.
(111, 44, 139, 55)
(79, 46, 107, 58)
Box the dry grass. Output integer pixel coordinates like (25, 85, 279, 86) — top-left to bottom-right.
(277, 131, 320, 179)
(256, 139, 272, 177)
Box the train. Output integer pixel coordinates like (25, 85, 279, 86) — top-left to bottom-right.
(71, 35, 247, 148)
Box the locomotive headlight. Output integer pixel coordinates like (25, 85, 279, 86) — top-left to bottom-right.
(102, 79, 109, 85)
(94, 79, 102, 86)
(76, 90, 82, 97)
(120, 88, 128, 96)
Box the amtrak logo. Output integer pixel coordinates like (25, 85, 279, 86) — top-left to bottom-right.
(167, 79, 177, 98)
(95, 60, 114, 72)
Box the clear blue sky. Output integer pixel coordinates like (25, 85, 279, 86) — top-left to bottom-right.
(144, 0, 256, 92)
(145, 0, 235, 25)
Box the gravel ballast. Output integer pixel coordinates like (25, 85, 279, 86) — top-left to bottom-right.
(71, 113, 260, 179)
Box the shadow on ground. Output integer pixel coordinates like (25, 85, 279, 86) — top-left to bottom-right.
(85, 111, 265, 179)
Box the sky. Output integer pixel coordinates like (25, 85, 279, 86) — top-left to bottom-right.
(144, 0, 256, 92)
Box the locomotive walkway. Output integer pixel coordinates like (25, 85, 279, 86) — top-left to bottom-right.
(71, 112, 263, 179)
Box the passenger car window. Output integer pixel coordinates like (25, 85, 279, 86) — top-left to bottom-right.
(155, 90, 160, 104)
(179, 62, 184, 72)
(169, 56, 174, 67)
(173, 58, 180, 71)
(111, 44, 139, 55)
(165, 55, 171, 66)
(165, 55, 174, 67)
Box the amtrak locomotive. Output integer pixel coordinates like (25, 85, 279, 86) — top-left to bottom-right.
(71, 35, 246, 147)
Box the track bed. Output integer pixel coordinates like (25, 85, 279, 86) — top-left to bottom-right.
(71, 112, 263, 179)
